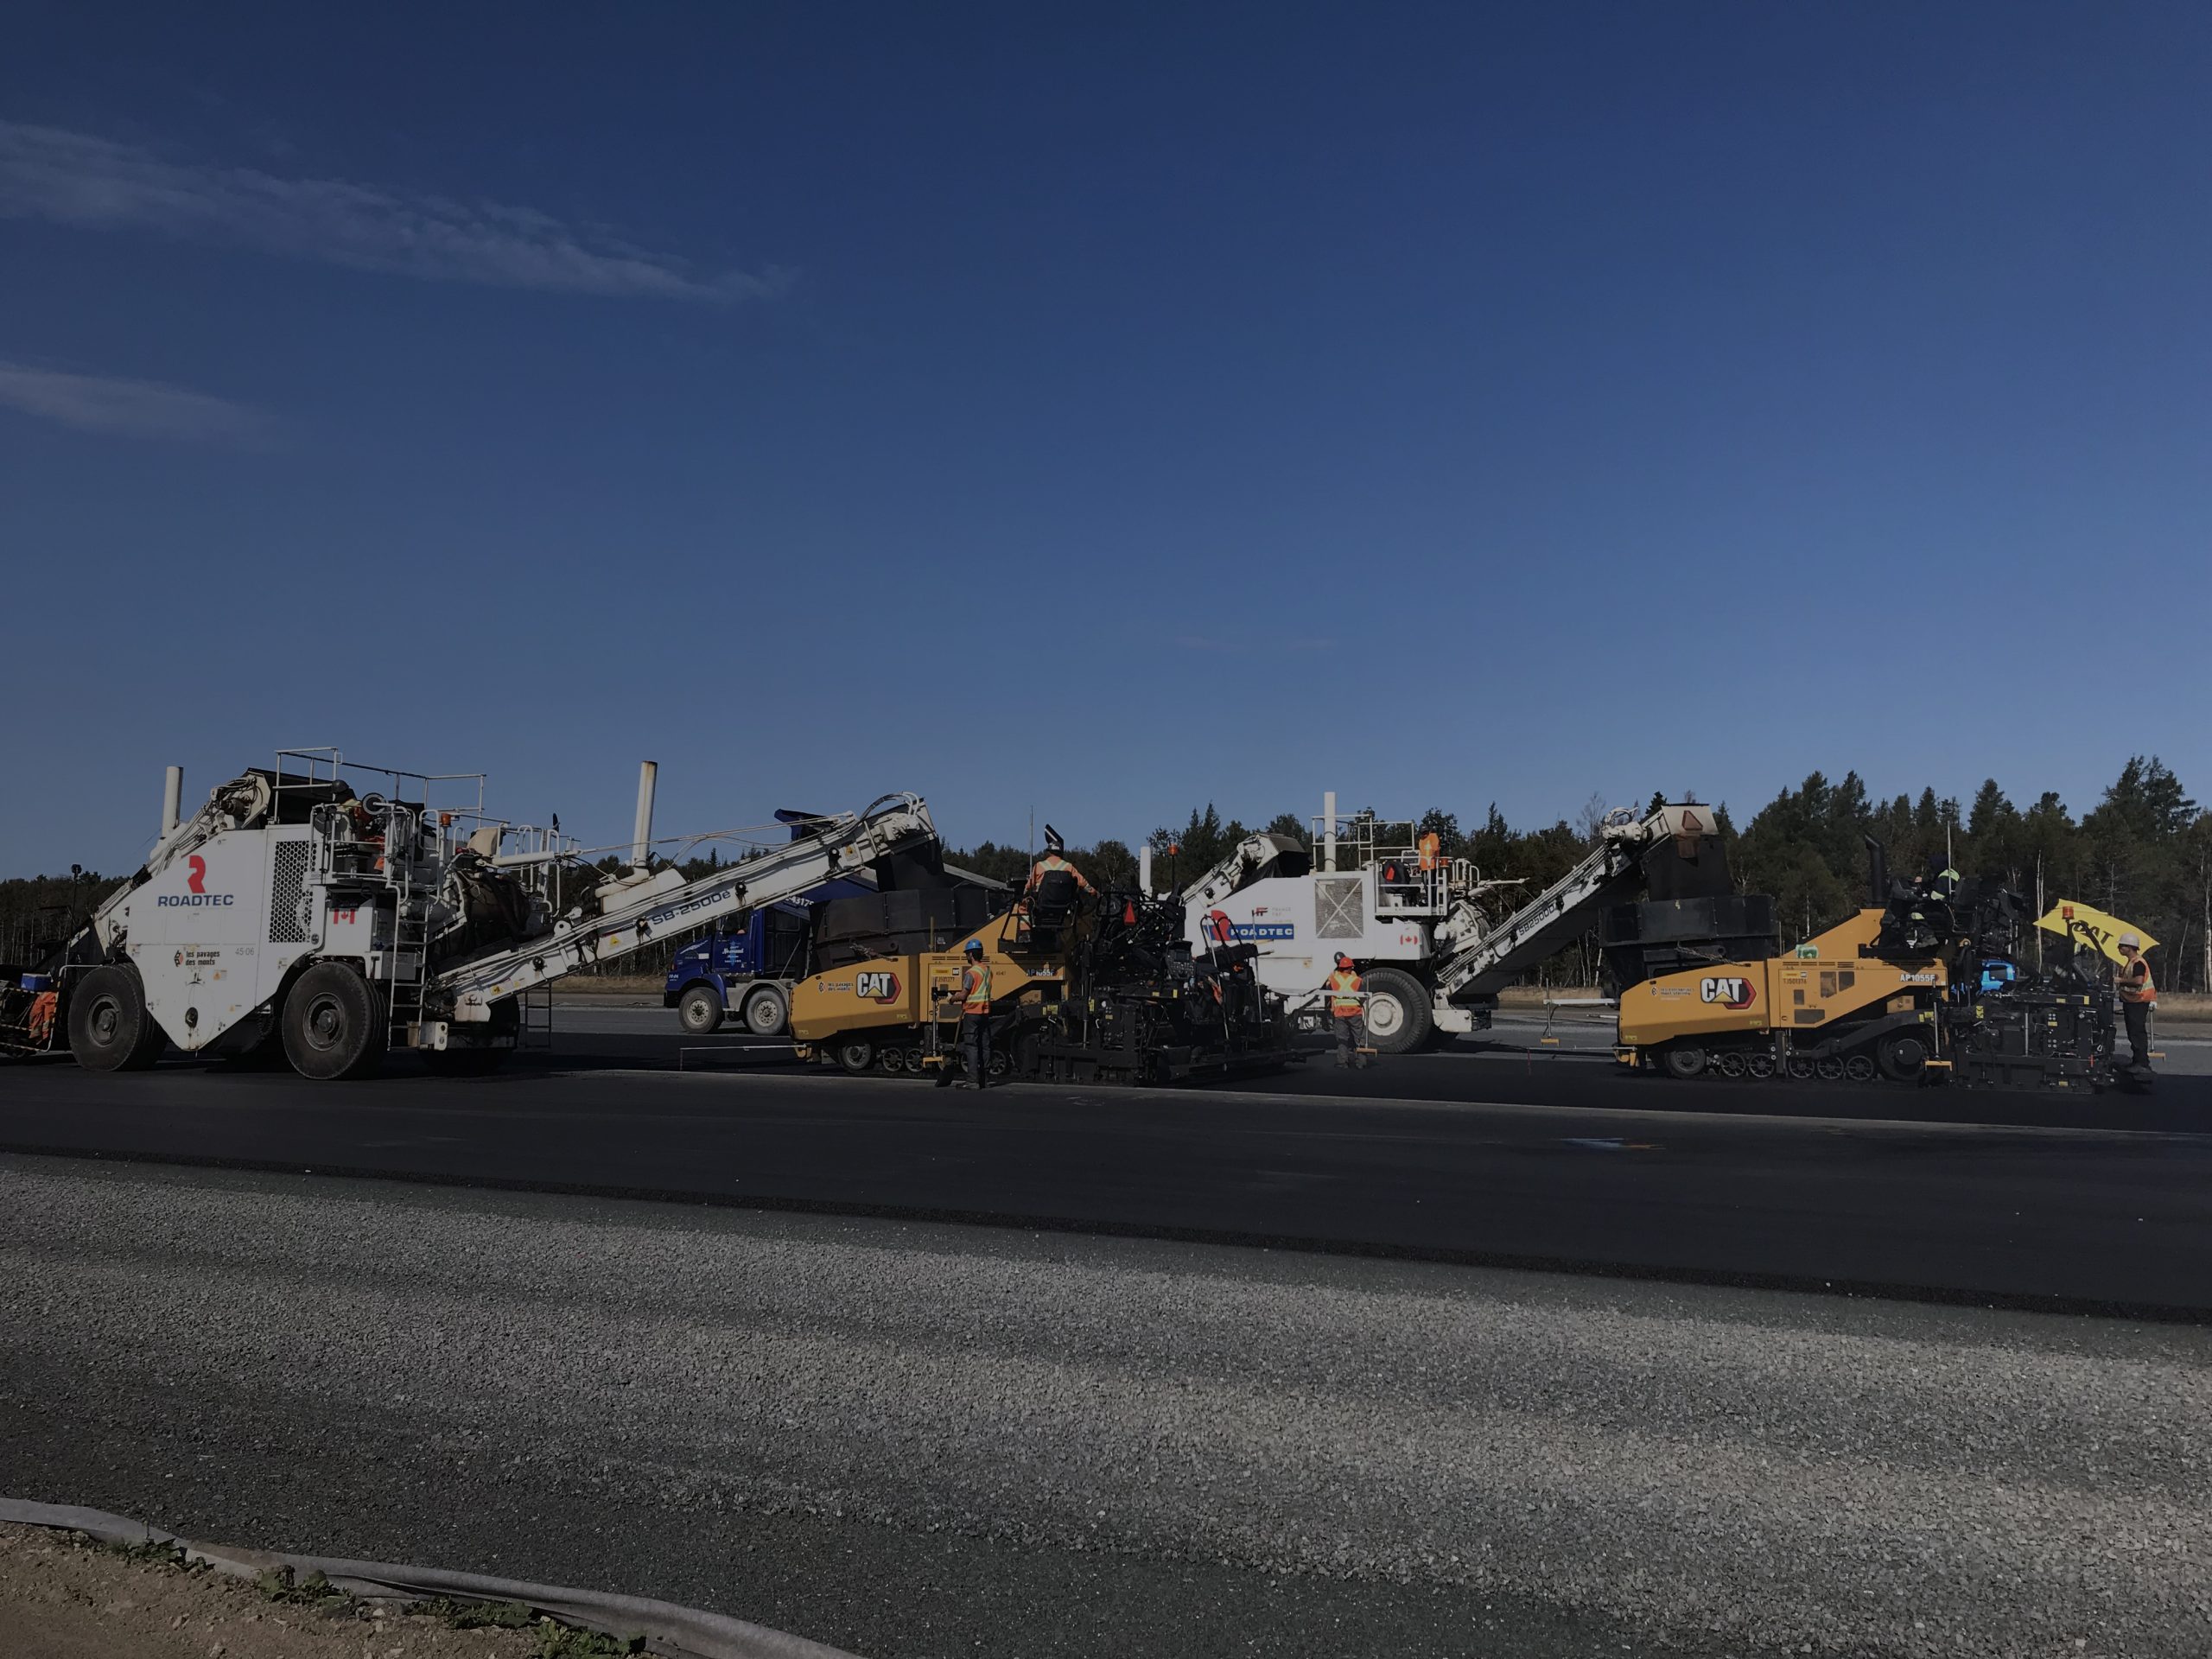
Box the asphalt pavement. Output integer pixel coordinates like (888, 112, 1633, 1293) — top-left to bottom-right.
(3, 1156, 2206, 1659)
(3, 1012, 2209, 1313)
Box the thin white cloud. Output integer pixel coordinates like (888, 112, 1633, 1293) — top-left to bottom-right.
(0, 361, 271, 445)
(0, 122, 789, 302)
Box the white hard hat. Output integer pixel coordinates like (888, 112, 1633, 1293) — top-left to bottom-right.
(2119, 931, 2141, 949)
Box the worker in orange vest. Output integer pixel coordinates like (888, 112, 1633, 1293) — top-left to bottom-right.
(2114, 931, 2156, 1071)
(1025, 826, 1095, 895)
(1418, 830, 1442, 873)
(1326, 952, 1370, 1070)
(943, 937, 995, 1088)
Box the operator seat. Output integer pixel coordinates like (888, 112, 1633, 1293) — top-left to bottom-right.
(1026, 869, 1081, 950)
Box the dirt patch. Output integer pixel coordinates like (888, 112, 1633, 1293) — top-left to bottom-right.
(553, 976, 663, 999)
(1493, 985, 1606, 1008)
(0, 1524, 583, 1659)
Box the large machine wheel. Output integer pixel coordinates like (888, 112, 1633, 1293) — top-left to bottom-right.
(282, 962, 386, 1081)
(1662, 1045, 1707, 1080)
(1876, 1030, 1929, 1084)
(743, 984, 789, 1037)
(1360, 967, 1433, 1052)
(67, 964, 168, 1072)
(677, 984, 724, 1035)
(834, 1035, 875, 1075)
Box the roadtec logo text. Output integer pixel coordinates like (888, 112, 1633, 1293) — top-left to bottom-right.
(158, 854, 234, 906)
(1699, 976, 1756, 1009)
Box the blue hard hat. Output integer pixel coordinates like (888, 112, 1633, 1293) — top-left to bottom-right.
(964, 938, 984, 955)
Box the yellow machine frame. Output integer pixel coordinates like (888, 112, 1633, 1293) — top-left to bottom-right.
(1614, 908, 1946, 1065)
(786, 909, 1067, 1063)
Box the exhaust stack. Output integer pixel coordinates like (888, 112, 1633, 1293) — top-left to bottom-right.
(161, 766, 183, 837)
(1139, 842, 1153, 898)
(631, 761, 659, 868)
(1323, 791, 1338, 873)
(1865, 835, 1888, 909)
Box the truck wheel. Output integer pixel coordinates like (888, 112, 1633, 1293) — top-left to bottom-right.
(282, 962, 386, 1081)
(67, 964, 168, 1071)
(1662, 1045, 1707, 1079)
(743, 984, 789, 1036)
(834, 1036, 875, 1074)
(678, 984, 725, 1034)
(1359, 966, 1433, 1053)
(1876, 1030, 1929, 1084)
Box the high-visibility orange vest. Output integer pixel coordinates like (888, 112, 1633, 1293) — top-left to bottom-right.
(961, 961, 994, 1014)
(2116, 957, 2156, 1005)
(1418, 832, 1441, 872)
(1327, 968, 1363, 1018)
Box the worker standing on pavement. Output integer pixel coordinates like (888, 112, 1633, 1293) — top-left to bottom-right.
(2115, 931, 2156, 1071)
(957, 938, 995, 1088)
(1327, 952, 1370, 1070)
(1026, 826, 1095, 895)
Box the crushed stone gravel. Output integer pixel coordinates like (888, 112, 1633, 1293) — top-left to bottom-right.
(0, 1154, 2206, 1658)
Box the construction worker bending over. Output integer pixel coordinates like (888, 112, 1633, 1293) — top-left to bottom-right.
(1327, 952, 1370, 1070)
(956, 938, 995, 1088)
(2115, 931, 2156, 1071)
(1026, 826, 1095, 895)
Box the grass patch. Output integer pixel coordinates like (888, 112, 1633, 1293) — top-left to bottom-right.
(415, 1594, 644, 1656)
(97, 1534, 190, 1570)
(256, 1565, 354, 1613)
(416, 1595, 535, 1630)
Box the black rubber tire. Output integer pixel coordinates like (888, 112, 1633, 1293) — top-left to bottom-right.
(677, 984, 725, 1035)
(1359, 966, 1433, 1053)
(282, 961, 386, 1081)
(67, 964, 168, 1072)
(743, 983, 789, 1036)
(834, 1036, 875, 1074)
(1875, 1030, 1929, 1083)
(1662, 1045, 1707, 1080)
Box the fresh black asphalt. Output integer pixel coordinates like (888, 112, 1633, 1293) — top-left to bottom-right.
(3, 1033, 2207, 1314)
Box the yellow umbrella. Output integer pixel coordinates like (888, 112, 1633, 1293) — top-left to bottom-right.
(2036, 900, 2158, 964)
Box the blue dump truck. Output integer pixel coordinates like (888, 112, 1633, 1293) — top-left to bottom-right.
(664, 877, 871, 1036)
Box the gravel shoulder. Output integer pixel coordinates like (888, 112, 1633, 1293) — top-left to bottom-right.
(1, 1154, 2207, 1658)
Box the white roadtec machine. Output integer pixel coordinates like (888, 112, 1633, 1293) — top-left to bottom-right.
(3, 750, 936, 1080)
(1176, 794, 1722, 1052)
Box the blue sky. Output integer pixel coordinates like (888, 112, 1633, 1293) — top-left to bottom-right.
(3, 3, 2207, 875)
